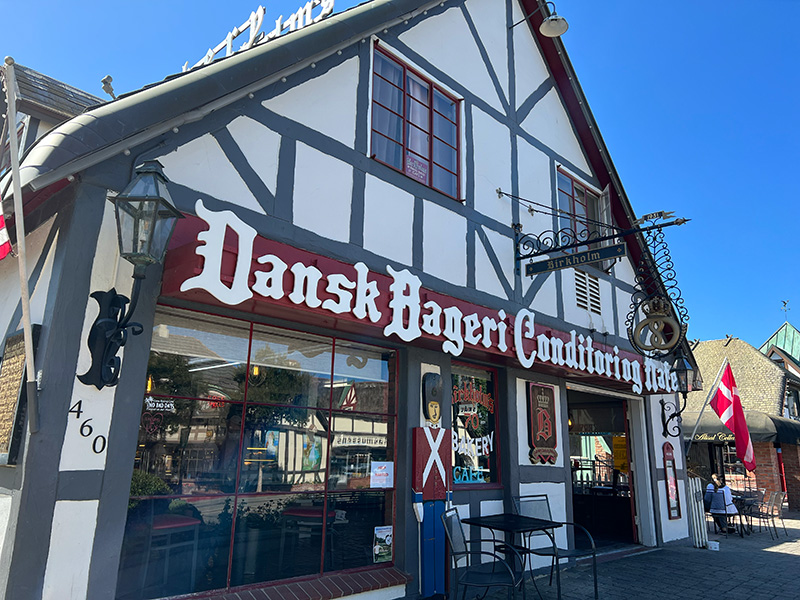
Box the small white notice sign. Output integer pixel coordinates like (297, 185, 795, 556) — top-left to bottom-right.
(370, 461, 394, 488)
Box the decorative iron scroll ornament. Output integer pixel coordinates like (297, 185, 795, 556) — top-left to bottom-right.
(78, 281, 144, 389)
(624, 212, 690, 359)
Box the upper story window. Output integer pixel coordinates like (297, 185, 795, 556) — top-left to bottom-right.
(371, 46, 460, 199)
(557, 170, 600, 238)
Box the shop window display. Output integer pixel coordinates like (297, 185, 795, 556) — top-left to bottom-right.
(450, 364, 498, 485)
(118, 309, 397, 599)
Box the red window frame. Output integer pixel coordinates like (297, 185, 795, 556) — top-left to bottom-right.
(557, 169, 600, 235)
(125, 306, 400, 596)
(371, 45, 461, 200)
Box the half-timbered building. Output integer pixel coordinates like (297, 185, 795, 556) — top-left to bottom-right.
(0, 1, 690, 598)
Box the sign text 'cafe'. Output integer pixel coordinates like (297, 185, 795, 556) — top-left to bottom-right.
(173, 200, 677, 396)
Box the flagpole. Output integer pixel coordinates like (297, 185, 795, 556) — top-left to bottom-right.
(684, 357, 728, 457)
(3, 57, 39, 434)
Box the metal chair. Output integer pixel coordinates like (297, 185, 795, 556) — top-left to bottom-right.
(752, 491, 781, 539)
(772, 491, 788, 537)
(441, 507, 527, 600)
(512, 495, 598, 600)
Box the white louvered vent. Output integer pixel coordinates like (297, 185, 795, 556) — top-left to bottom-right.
(575, 269, 601, 315)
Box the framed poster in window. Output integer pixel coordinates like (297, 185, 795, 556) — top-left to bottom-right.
(526, 383, 558, 465)
(451, 365, 498, 485)
(663, 442, 681, 519)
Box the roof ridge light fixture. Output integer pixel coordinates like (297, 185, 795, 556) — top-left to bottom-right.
(509, 1, 569, 37)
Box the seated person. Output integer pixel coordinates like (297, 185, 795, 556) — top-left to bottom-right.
(704, 474, 738, 532)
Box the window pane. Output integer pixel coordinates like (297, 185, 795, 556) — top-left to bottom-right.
(434, 89, 457, 121)
(407, 97, 429, 130)
(332, 342, 395, 414)
(371, 103, 403, 143)
(116, 495, 233, 599)
(373, 75, 402, 114)
(433, 139, 457, 173)
(324, 491, 393, 572)
(557, 172, 572, 193)
(372, 133, 403, 169)
(147, 310, 250, 402)
(434, 112, 457, 147)
(240, 406, 329, 494)
(432, 164, 457, 198)
(451, 365, 498, 485)
(407, 124, 430, 158)
(373, 51, 402, 87)
(230, 493, 328, 585)
(329, 413, 393, 490)
(133, 399, 241, 496)
(558, 190, 572, 231)
(246, 326, 333, 409)
(407, 72, 429, 103)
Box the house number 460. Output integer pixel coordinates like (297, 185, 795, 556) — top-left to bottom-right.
(69, 401, 108, 454)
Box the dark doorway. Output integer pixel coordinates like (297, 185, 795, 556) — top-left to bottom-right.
(567, 391, 637, 548)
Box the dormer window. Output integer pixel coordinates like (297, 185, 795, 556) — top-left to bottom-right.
(371, 46, 460, 199)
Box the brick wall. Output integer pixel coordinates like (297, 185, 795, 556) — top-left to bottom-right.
(781, 444, 800, 510)
(754, 442, 782, 498)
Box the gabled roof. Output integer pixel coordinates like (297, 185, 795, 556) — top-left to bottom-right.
(2, 0, 639, 233)
(686, 337, 791, 416)
(760, 321, 800, 364)
(0, 63, 102, 137)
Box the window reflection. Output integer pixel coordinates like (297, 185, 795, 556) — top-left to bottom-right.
(324, 491, 393, 572)
(147, 310, 250, 402)
(240, 406, 329, 494)
(246, 326, 333, 409)
(134, 399, 242, 495)
(231, 493, 328, 586)
(332, 341, 394, 414)
(123, 309, 397, 598)
(117, 496, 233, 600)
(329, 413, 392, 491)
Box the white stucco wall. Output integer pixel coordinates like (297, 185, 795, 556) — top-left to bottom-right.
(0, 216, 57, 340)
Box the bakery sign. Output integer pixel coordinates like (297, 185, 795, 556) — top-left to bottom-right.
(166, 200, 679, 395)
(526, 383, 557, 464)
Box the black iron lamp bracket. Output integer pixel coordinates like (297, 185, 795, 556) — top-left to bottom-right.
(78, 277, 144, 390)
(661, 393, 687, 438)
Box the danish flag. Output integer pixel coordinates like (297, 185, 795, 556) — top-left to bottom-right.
(710, 363, 755, 471)
(0, 200, 10, 260)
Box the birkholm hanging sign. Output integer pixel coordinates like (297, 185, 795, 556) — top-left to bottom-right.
(164, 200, 681, 396)
(525, 243, 626, 277)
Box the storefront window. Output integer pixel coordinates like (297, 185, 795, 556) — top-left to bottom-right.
(451, 364, 498, 485)
(118, 308, 397, 599)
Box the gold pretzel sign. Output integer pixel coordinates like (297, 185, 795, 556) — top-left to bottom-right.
(629, 297, 683, 354)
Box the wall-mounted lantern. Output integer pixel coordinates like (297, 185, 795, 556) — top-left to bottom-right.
(78, 160, 182, 390)
(509, 1, 569, 37)
(661, 349, 696, 437)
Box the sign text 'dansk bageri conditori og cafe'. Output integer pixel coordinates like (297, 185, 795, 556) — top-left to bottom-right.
(165, 200, 679, 396)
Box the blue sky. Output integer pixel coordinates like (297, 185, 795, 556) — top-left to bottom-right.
(3, 0, 797, 349)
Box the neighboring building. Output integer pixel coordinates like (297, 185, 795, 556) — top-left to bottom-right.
(0, 1, 690, 599)
(761, 322, 800, 396)
(684, 336, 800, 507)
(0, 63, 102, 178)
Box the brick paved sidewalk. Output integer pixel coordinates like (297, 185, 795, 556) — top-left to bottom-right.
(486, 510, 800, 600)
